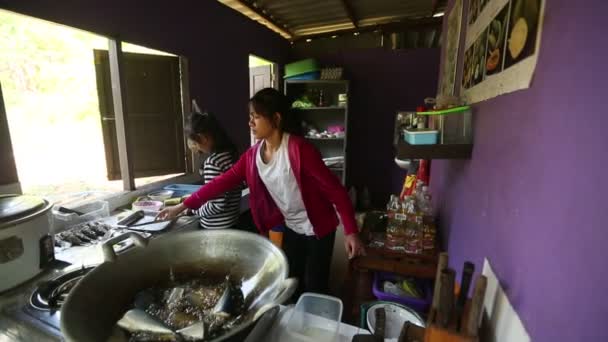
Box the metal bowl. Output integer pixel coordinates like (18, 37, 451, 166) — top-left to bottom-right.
(147, 190, 174, 201)
(60, 230, 296, 342)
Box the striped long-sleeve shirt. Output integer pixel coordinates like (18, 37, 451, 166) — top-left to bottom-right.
(196, 151, 241, 229)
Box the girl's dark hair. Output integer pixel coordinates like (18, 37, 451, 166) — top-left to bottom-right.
(250, 88, 302, 135)
(185, 112, 237, 157)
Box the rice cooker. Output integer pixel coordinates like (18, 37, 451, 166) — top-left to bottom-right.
(0, 194, 55, 292)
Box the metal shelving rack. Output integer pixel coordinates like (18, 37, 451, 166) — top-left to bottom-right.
(285, 79, 349, 184)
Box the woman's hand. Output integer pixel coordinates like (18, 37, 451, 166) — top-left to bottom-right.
(156, 203, 186, 221)
(344, 233, 366, 259)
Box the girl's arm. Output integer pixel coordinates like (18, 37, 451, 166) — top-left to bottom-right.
(158, 153, 247, 221)
(197, 160, 236, 217)
(183, 153, 247, 210)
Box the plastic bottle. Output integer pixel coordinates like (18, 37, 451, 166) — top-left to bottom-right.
(318, 90, 325, 107)
(404, 196, 422, 254)
(418, 186, 433, 216)
(386, 195, 404, 251)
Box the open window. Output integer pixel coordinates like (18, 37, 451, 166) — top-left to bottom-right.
(0, 9, 190, 196)
(94, 50, 186, 181)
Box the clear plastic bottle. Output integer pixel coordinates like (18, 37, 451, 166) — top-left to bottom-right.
(418, 187, 436, 251)
(418, 186, 433, 216)
(404, 196, 422, 254)
(386, 195, 405, 251)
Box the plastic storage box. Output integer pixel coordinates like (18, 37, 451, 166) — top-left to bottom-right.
(285, 58, 319, 78)
(285, 71, 320, 81)
(162, 184, 200, 197)
(439, 109, 473, 144)
(52, 200, 110, 233)
(404, 129, 438, 145)
(372, 272, 432, 314)
(283, 293, 343, 342)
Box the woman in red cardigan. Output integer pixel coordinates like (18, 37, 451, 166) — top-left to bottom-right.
(158, 88, 365, 296)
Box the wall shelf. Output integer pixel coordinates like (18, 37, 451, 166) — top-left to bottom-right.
(396, 141, 473, 159)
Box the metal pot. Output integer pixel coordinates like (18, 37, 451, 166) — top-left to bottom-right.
(60, 230, 297, 342)
(0, 194, 54, 292)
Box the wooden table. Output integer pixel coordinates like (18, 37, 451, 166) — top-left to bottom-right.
(342, 246, 440, 325)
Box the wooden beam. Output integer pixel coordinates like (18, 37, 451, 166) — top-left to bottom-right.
(292, 17, 443, 42)
(431, 0, 440, 15)
(0, 81, 20, 188)
(108, 39, 135, 190)
(235, 0, 293, 37)
(178, 57, 196, 174)
(340, 0, 358, 28)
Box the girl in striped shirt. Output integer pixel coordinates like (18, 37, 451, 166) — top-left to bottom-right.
(186, 112, 241, 229)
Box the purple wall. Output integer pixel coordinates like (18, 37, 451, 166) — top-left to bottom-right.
(433, 1, 608, 341)
(293, 48, 440, 206)
(0, 0, 289, 151)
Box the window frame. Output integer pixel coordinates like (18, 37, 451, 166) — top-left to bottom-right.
(107, 38, 195, 191)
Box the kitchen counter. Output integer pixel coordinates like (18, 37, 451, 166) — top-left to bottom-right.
(53, 213, 199, 265)
(0, 214, 199, 342)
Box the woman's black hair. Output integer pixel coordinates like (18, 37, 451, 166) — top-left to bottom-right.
(185, 111, 237, 157)
(250, 88, 302, 135)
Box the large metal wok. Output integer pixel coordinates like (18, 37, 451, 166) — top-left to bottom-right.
(60, 230, 296, 342)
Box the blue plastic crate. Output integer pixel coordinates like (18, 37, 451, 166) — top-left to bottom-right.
(404, 129, 438, 145)
(163, 184, 200, 197)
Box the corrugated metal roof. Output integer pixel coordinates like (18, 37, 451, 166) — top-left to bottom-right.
(218, 0, 446, 40)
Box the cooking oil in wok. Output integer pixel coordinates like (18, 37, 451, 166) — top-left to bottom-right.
(118, 267, 246, 342)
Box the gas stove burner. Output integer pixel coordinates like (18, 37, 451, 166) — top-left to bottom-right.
(30, 266, 94, 311)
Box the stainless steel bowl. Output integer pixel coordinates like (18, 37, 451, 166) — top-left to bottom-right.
(147, 190, 174, 201)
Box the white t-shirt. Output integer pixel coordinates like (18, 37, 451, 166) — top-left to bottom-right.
(256, 133, 315, 236)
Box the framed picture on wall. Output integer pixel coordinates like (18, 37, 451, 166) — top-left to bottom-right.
(462, 0, 545, 103)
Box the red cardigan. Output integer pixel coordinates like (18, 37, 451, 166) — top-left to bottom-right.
(183, 134, 358, 237)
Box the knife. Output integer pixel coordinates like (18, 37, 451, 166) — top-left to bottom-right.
(432, 252, 448, 309)
(438, 268, 455, 328)
(56, 206, 85, 216)
(126, 219, 175, 228)
(374, 307, 386, 340)
(116, 210, 145, 227)
(429, 252, 448, 326)
(466, 275, 488, 337)
(456, 261, 475, 330)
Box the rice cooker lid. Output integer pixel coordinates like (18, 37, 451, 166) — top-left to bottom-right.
(0, 195, 46, 223)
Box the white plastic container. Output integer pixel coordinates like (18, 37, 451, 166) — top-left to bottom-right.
(52, 200, 110, 233)
(283, 293, 343, 342)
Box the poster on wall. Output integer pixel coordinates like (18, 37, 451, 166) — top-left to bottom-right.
(439, 0, 463, 96)
(462, 0, 545, 103)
